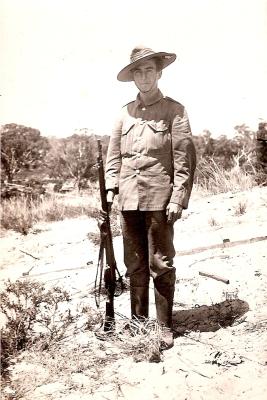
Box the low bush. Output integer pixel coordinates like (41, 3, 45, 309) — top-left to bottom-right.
(0, 279, 73, 375)
(1, 280, 164, 397)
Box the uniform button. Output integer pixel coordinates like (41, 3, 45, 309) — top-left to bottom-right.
(141, 107, 146, 111)
(136, 169, 140, 174)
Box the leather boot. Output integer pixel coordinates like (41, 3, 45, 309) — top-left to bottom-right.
(130, 286, 149, 320)
(154, 270, 176, 350)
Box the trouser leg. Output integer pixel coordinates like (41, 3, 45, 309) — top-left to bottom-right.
(154, 272, 176, 349)
(146, 211, 176, 280)
(121, 210, 176, 336)
(146, 211, 176, 348)
(154, 270, 176, 328)
(121, 211, 150, 319)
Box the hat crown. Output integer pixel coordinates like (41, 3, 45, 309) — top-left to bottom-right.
(130, 47, 156, 63)
(117, 46, 176, 82)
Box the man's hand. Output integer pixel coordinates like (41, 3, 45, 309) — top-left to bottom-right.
(166, 202, 183, 224)
(106, 190, 115, 212)
(99, 190, 115, 223)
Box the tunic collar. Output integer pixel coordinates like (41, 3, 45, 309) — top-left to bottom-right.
(136, 90, 164, 107)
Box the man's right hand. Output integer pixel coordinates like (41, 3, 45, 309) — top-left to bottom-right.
(99, 190, 115, 220)
(106, 190, 115, 212)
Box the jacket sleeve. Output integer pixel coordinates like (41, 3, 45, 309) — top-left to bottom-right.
(169, 109, 197, 208)
(105, 109, 124, 194)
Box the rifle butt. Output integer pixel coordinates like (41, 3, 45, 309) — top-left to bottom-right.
(104, 300, 115, 332)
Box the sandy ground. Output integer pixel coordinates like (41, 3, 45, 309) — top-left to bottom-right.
(1, 186, 267, 399)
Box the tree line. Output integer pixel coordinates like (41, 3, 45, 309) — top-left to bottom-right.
(1, 122, 266, 189)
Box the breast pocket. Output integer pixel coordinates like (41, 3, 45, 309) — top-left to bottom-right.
(146, 121, 171, 154)
(121, 121, 135, 155)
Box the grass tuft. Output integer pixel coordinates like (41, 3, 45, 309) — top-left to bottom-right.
(234, 200, 247, 216)
(112, 317, 164, 363)
(208, 216, 219, 227)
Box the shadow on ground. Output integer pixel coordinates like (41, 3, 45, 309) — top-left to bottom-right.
(172, 299, 249, 335)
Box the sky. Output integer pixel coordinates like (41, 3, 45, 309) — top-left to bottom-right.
(1, 0, 267, 138)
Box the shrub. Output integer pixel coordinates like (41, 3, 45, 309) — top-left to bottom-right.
(0, 279, 73, 375)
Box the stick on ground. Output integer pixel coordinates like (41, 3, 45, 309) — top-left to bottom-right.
(199, 271, 230, 284)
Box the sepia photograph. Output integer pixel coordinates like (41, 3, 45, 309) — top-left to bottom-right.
(1, 0, 267, 399)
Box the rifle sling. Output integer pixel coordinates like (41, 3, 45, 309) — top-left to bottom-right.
(95, 239, 105, 307)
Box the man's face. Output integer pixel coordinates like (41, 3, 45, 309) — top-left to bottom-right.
(132, 59, 161, 93)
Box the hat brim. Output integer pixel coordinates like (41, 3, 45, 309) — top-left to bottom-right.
(117, 52, 176, 82)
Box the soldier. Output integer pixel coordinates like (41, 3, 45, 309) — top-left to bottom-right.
(105, 46, 196, 349)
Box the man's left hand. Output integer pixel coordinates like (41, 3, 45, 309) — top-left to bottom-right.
(166, 202, 183, 224)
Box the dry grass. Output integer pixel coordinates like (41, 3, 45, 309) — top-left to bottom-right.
(113, 317, 163, 362)
(0, 197, 34, 235)
(208, 216, 219, 227)
(234, 200, 248, 216)
(2, 157, 260, 235)
(0, 182, 122, 235)
(0, 192, 99, 235)
(195, 157, 259, 195)
(4, 317, 165, 399)
(6, 338, 121, 398)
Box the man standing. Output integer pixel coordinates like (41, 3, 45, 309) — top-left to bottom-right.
(105, 46, 196, 348)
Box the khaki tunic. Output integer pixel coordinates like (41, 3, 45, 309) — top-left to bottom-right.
(105, 90, 196, 211)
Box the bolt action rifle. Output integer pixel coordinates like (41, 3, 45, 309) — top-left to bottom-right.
(95, 139, 123, 331)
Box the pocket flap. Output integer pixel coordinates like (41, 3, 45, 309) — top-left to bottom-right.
(122, 122, 135, 135)
(147, 121, 169, 133)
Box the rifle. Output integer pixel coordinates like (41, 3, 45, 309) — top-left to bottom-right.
(95, 139, 123, 331)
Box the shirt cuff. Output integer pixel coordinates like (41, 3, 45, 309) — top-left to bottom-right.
(170, 189, 187, 208)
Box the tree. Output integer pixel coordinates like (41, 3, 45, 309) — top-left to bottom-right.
(255, 121, 267, 174)
(46, 133, 99, 189)
(233, 124, 255, 153)
(0, 124, 50, 182)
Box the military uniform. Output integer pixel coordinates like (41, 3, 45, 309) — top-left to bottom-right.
(105, 46, 196, 348)
(106, 90, 196, 210)
(105, 90, 196, 327)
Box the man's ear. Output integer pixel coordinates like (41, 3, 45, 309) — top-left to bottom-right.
(157, 70, 162, 79)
